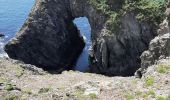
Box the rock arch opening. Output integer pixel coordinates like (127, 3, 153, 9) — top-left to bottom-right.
(4, 0, 162, 77)
(73, 17, 91, 72)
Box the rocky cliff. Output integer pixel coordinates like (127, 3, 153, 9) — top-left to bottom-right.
(88, 0, 168, 76)
(1, 1, 170, 99)
(141, 2, 170, 71)
(4, 0, 168, 76)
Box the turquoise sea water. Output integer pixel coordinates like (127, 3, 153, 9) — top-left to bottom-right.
(0, 0, 91, 71)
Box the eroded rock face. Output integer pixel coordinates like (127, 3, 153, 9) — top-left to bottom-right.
(5, 0, 167, 75)
(141, 4, 170, 70)
(89, 13, 155, 76)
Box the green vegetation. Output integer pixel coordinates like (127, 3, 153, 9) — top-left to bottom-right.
(131, 90, 156, 99)
(38, 87, 52, 94)
(23, 89, 33, 95)
(157, 96, 165, 100)
(75, 90, 86, 100)
(89, 93, 97, 99)
(3, 94, 25, 100)
(3, 95, 18, 100)
(106, 12, 121, 35)
(88, 0, 110, 14)
(156, 64, 170, 73)
(145, 76, 154, 86)
(142, 90, 156, 99)
(88, 0, 168, 34)
(157, 67, 167, 73)
(135, 91, 142, 97)
(156, 84, 161, 90)
(73, 89, 97, 100)
(123, 0, 168, 25)
(4, 83, 14, 91)
(156, 96, 170, 100)
(166, 96, 170, 100)
(147, 90, 156, 97)
(124, 90, 157, 99)
(0, 77, 7, 84)
(124, 93, 135, 100)
(15, 67, 24, 77)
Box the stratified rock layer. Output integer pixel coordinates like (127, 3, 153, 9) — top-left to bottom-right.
(5, 0, 168, 75)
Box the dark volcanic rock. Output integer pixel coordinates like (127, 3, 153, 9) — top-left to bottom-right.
(0, 33, 5, 37)
(5, 0, 85, 71)
(4, 0, 168, 75)
(89, 13, 155, 76)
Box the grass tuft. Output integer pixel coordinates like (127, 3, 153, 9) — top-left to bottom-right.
(89, 93, 97, 99)
(145, 76, 154, 87)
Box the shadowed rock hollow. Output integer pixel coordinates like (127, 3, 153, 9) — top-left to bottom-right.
(5, 0, 168, 76)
